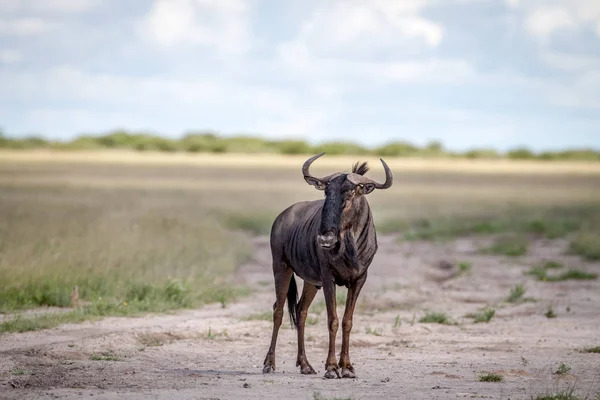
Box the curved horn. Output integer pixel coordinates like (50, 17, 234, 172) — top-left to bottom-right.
(347, 158, 393, 189)
(302, 152, 326, 179)
(375, 158, 393, 189)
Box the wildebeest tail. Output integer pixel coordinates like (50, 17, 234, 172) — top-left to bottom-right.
(287, 274, 299, 330)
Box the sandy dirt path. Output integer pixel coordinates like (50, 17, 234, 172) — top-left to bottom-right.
(1, 234, 599, 400)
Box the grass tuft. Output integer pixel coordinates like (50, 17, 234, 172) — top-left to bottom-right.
(529, 265, 597, 282)
(570, 231, 600, 261)
(478, 372, 504, 382)
(554, 362, 571, 375)
(365, 327, 383, 336)
(507, 284, 526, 303)
(531, 386, 583, 400)
(471, 308, 496, 323)
(545, 306, 557, 318)
(459, 261, 472, 273)
(11, 367, 26, 375)
(90, 352, 120, 361)
(203, 327, 228, 340)
(581, 346, 600, 354)
(484, 235, 528, 256)
(419, 312, 453, 325)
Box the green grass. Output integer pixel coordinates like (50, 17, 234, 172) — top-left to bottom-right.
(548, 270, 597, 281)
(529, 265, 597, 282)
(581, 346, 600, 354)
(507, 284, 526, 303)
(393, 314, 401, 328)
(336, 291, 347, 306)
(90, 352, 120, 361)
(392, 207, 587, 241)
(0, 282, 250, 334)
(545, 306, 557, 318)
(531, 387, 583, 400)
(221, 212, 275, 236)
(570, 231, 600, 260)
(11, 367, 26, 375)
(459, 261, 472, 273)
(243, 311, 272, 321)
(478, 372, 504, 382)
(554, 362, 571, 375)
(1, 159, 600, 334)
(419, 312, 453, 325)
(365, 326, 383, 336)
(542, 260, 564, 269)
(483, 235, 528, 256)
(0, 180, 254, 333)
(471, 308, 496, 323)
(203, 327, 229, 340)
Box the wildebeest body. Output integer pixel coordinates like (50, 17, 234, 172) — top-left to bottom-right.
(270, 196, 378, 288)
(262, 153, 392, 379)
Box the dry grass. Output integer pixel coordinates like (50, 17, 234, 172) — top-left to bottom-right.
(136, 332, 185, 347)
(1, 152, 600, 332)
(3, 150, 600, 174)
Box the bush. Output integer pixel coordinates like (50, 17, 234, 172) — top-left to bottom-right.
(314, 141, 369, 155)
(507, 147, 535, 160)
(277, 140, 313, 155)
(463, 148, 501, 159)
(374, 141, 418, 157)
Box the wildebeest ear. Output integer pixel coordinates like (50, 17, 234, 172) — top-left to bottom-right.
(357, 183, 375, 195)
(305, 176, 326, 190)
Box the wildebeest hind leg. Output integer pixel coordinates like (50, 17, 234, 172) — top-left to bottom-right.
(262, 264, 293, 373)
(296, 282, 318, 374)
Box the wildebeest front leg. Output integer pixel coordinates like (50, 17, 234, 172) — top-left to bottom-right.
(263, 265, 293, 373)
(338, 273, 367, 378)
(296, 282, 318, 374)
(322, 276, 340, 379)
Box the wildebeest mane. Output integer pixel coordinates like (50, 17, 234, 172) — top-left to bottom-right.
(351, 161, 369, 176)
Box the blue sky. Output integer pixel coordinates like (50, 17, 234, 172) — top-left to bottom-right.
(0, 0, 599, 151)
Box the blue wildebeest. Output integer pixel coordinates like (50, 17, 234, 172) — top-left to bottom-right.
(262, 152, 393, 379)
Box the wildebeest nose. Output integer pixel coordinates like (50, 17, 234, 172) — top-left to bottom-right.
(317, 231, 337, 249)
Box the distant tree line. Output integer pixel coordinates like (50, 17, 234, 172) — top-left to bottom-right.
(0, 129, 598, 161)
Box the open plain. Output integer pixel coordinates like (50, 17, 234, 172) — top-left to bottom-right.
(1, 152, 599, 400)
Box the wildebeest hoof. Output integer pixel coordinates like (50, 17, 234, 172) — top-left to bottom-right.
(324, 368, 340, 379)
(262, 364, 275, 374)
(341, 368, 356, 379)
(300, 364, 316, 374)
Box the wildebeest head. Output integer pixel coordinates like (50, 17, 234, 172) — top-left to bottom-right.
(302, 153, 393, 250)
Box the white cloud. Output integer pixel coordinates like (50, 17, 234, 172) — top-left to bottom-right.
(0, 17, 53, 35)
(505, 0, 520, 7)
(541, 52, 600, 71)
(286, 0, 443, 58)
(525, 6, 575, 40)
(137, 0, 252, 55)
(522, 0, 600, 40)
(0, 49, 22, 63)
(276, 0, 461, 92)
(0, 0, 98, 13)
